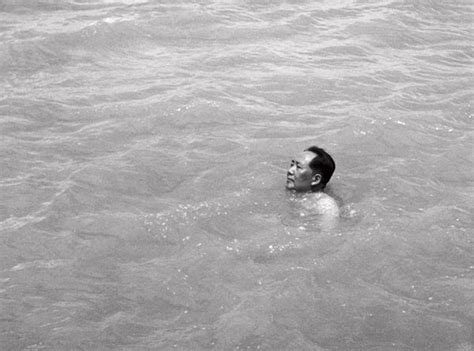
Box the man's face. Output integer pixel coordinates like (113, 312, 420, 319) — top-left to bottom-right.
(286, 151, 317, 191)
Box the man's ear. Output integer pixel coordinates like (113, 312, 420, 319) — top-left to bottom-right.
(311, 173, 322, 187)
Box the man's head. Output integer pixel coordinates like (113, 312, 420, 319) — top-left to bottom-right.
(286, 146, 335, 192)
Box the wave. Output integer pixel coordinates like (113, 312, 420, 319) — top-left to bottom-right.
(0, 0, 150, 12)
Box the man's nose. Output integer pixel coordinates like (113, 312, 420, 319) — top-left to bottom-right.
(288, 166, 295, 175)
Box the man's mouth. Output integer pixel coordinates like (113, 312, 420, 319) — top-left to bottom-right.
(286, 178, 295, 189)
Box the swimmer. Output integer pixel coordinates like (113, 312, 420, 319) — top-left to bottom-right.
(286, 146, 339, 217)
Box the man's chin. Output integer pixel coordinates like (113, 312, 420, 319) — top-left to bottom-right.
(286, 181, 295, 190)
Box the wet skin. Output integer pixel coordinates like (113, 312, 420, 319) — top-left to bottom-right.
(286, 150, 340, 220)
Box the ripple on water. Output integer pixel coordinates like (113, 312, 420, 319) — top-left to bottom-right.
(0, 0, 472, 350)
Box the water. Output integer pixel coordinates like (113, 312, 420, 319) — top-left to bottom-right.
(1, 1, 473, 350)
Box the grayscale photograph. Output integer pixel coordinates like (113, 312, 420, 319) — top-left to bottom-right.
(1, 0, 472, 350)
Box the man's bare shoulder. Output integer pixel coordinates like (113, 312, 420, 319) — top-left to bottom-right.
(301, 192, 340, 217)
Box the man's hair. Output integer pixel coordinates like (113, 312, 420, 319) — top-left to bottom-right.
(305, 146, 335, 189)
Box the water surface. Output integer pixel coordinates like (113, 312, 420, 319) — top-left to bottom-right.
(1, 1, 473, 350)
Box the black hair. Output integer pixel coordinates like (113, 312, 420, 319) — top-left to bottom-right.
(305, 145, 335, 189)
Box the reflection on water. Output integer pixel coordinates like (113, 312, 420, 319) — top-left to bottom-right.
(1, 0, 473, 350)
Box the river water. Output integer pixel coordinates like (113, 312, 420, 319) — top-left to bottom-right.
(1, 1, 473, 350)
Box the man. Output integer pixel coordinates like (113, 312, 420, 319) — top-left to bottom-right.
(286, 146, 339, 217)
